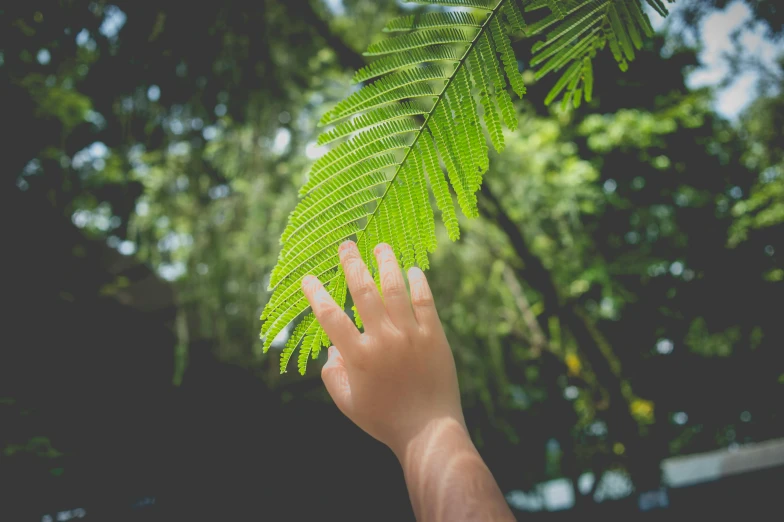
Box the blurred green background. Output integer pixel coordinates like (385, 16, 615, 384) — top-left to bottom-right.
(2, 0, 783, 520)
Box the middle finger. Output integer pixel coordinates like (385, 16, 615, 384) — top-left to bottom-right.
(339, 241, 387, 332)
(374, 243, 416, 331)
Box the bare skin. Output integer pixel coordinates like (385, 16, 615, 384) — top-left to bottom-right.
(302, 241, 516, 522)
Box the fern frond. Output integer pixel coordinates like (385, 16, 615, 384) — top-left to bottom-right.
(353, 46, 463, 84)
(299, 136, 407, 197)
(490, 17, 526, 98)
(261, 0, 667, 374)
(384, 11, 483, 33)
(503, 1, 527, 34)
(478, 33, 517, 130)
(317, 103, 427, 146)
(529, 0, 662, 107)
(582, 56, 594, 102)
(404, 0, 495, 9)
(629, 0, 655, 37)
(644, 0, 669, 17)
(320, 82, 437, 125)
(263, 270, 339, 354)
(419, 132, 460, 240)
(410, 147, 438, 255)
(469, 48, 505, 151)
(364, 28, 475, 57)
(608, 4, 635, 61)
(280, 314, 315, 373)
(297, 321, 321, 374)
(529, 1, 609, 65)
(446, 85, 477, 200)
(321, 66, 449, 125)
(546, 0, 567, 20)
(525, 0, 584, 35)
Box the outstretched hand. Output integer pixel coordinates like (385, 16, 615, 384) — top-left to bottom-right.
(302, 241, 516, 521)
(301, 240, 463, 456)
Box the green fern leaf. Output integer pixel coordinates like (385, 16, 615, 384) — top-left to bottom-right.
(280, 313, 315, 373)
(351, 304, 363, 329)
(608, 4, 635, 61)
(478, 33, 517, 130)
(644, 0, 668, 17)
(547, 0, 567, 20)
(410, 147, 438, 254)
(529, 1, 609, 67)
(317, 103, 428, 146)
(582, 56, 594, 102)
(364, 28, 475, 57)
(503, 1, 527, 34)
(261, 0, 667, 374)
(468, 47, 505, 151)
(297, 326, 319, 373)
(420, 131, 460, 240)
(524, 0, 580, 35)
(446, 85, 478, 198)
(545, 60, 582, 105)
(561, 58, 583, 109)
(322, 67, 449, 124)
(404, 0, 495, 9)
(616, 1, 643, 50)
(629, 0, 655, 37)
(529, 0, 665, 107)
(353, 45, 463, 84)
(490, 17, 526, 98)
(384, 11, 483, 33)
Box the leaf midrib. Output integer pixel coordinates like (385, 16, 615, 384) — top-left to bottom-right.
(355, 0, 507, 253)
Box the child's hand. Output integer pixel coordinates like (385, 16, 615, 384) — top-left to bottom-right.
(301, 240, 464, 457)
(302, 241, 515, 521)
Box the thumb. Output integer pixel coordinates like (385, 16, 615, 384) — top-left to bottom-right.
(322, 346, 352, 415)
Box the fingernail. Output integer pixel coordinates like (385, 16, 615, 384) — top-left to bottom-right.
(374, 243, 391, 255)
(339, 240, 354, 255)
(408, 267, 424, 278)
(328, 346, 336, 358)
(302, 275, 316, 287)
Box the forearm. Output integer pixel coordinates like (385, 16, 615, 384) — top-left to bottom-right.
(394, 417, 516, 522)
(304, 244, 513, 519)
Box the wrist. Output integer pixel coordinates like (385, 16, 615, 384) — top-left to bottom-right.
(395, 416, 506, 522)
(392, 416, 474, 469)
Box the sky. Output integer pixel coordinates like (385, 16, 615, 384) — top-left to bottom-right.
(648, 0, 783, 119)
(322, 1, 784, 120)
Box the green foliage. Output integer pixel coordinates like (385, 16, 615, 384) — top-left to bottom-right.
(685, 318, 740, 358)
(260, 0, 666, 374)
(8, 0, 782, 494)
(526, 0, 659, 107)
(728, 91, 784, 248)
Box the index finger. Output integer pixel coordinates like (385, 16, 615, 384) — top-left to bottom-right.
(302, 275, 360, 351)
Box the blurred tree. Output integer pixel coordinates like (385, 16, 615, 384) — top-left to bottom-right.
(2, 0, 783, 519)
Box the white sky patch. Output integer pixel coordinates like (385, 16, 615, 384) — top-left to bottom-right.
(324, 0, 345, 15)
(270, 325, 291, 349)
(37, 49, 51, 65)
(656, 338, 674, 355)
(158, 261, 187, 281)
(272, 127, 292, 155)
(306, 140, 328, 160)
(99, 5, 127, 40)
(118, 240, 137, 256)
(716, 72, 758, 116)
(648, 0, 783, 119)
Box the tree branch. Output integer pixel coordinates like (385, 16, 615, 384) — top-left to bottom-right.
(478, 182, 658, 488)
(502, 265, 548, 357)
